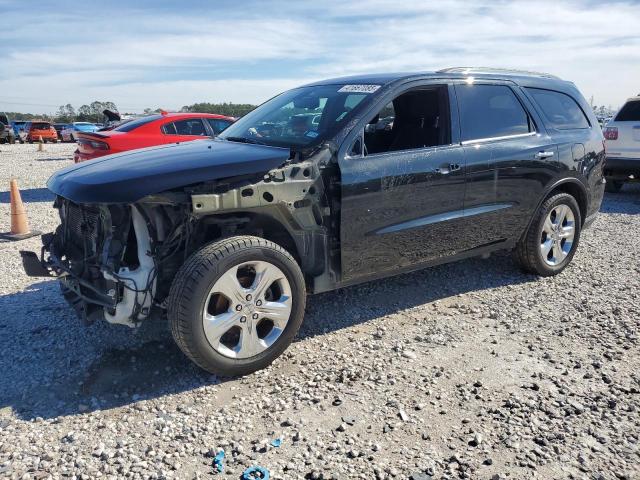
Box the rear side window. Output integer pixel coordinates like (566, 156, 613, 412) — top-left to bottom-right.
(614, 100, 640, 121)
(456, 84, 532, 141)
(114, 115, 162, 132)
(526, 88, 590, 129)
(206, 118, 232, 134)
(162, 119, 207, 136)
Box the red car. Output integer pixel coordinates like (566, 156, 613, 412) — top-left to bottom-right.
(73, 112, 235, 163)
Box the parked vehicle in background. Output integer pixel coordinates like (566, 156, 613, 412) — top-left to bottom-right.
(23, 68, 605, 376)
(603, 96, 640, 192)
(0, 113, 16, 144)
(20, 121, 58, 143)
(53, 123, 68, 141)
(11, 121, 27, 142)
(73, 112, 234, 163)
(60, 122, 99, 142)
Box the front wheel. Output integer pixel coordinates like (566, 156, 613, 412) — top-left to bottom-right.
(167, 236, 306, 376)
(515, 193, 581, 276)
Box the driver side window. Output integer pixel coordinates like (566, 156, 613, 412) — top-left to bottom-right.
(358, 85, 451, 156)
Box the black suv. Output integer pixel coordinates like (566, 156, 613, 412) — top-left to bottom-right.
(22, 68, 605, 376)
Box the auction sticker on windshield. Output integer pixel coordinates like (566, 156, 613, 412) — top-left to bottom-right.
(338, 84, 381, 94)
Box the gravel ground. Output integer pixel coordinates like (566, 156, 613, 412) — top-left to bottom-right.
(0, 143, 638, 480)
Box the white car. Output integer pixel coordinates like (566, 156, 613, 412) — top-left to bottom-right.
(603, 96, 640, 192)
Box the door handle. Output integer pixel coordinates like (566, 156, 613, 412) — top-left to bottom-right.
(535, 151, 555, 159)
(435, 163, 460, 175)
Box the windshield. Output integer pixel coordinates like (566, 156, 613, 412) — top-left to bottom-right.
(219, 84, 375, 148)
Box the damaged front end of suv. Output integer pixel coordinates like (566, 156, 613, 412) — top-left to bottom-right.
(21, 81, 381, 375)
(22, 137, 336, 329)
(38, 199, 160, 326)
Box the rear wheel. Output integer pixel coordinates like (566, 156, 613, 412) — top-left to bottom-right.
(168, 236, 306, 376)
(515, 193, 581, 276)
(605, 180, 623, 193)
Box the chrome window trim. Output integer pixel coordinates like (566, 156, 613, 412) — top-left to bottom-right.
(461, 131, 538, 146)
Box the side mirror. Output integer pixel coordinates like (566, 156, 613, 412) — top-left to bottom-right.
(346, 129, 364, 159)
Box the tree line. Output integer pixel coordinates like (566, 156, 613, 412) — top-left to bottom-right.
(6, 101, 257, 123)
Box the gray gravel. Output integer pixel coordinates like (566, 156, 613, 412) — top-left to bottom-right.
(0, 143, 639, 479)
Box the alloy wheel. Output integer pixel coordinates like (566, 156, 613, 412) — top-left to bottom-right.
(540, 204, 575, 266)
(202, 261, 292, 359)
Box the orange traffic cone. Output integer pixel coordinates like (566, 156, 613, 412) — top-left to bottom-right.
(0, 179, 40, 241)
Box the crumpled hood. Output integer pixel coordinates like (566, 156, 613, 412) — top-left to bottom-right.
(48, 139, 290, 203)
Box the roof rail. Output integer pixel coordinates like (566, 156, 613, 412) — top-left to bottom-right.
(437, 67, 561, 80)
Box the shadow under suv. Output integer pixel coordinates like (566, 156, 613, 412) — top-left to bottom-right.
(22, 68, 605, 376)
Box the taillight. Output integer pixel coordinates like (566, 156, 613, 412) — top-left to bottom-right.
(604, 126, 618, 140)
(78, 138, 109, 150)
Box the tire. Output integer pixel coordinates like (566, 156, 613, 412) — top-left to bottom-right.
(515, 192, 581, 276)
(605, 180, 623, 193)
(168, 236, 306, 376)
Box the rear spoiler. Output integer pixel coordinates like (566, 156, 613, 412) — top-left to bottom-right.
(76, 132, 110, 140)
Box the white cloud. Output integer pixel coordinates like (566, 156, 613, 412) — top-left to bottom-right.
(1, 0, 638, 113)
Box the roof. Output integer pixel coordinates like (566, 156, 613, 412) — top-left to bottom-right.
(437, 67, 561, 80)
(160, 112, 235, 119)
(304, 67, 569, 89)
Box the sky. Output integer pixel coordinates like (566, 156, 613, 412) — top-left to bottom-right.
(0, 0, 639, 114)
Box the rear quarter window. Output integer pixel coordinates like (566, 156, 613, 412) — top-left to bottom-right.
(614, 100, 640, 122)
(526, 88, 590, 129)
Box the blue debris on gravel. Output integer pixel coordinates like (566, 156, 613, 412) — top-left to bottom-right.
(213, 450, 225, 473)
(270, 437, 282, 448)
(241, 465, 270, 479)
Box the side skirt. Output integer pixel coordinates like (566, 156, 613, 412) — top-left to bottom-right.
(312, 238, 515, 294)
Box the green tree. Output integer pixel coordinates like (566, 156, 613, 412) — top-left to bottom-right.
(75, 101, 119, 123)
(54, 104, 76, 123)
(180, 102, 256, 117)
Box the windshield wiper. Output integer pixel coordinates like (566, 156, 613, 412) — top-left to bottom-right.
(224, 136, 267, 146)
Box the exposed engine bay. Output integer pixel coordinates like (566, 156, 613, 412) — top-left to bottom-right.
(32, 157, 338, 327)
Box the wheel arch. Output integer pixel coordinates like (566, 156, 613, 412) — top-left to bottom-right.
(533, 178, 589, 228)
(195, 209, 325, 278)
(240, 212, 302, 264)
